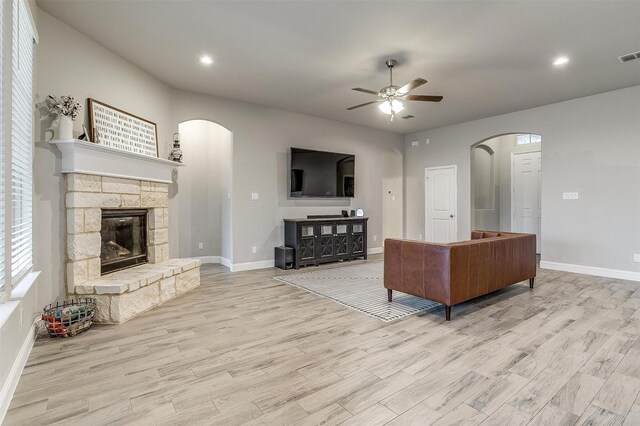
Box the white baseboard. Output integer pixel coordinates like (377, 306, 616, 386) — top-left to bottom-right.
(196, 256, 220, 263)
(196, 256, 232, 268)
(198, 250, 382, 274)
(0, 319, 38, 423)
(231, 260, 275, 272)
(196, 256, 220, 264)
(540, 260, 640, 282)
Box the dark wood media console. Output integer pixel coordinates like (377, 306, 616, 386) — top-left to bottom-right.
(284, 217, 368, 269)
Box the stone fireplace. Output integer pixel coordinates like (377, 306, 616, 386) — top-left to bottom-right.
(52, 139, 199, 324)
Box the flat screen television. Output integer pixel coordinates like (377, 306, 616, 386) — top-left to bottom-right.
(289, 148, 355, 198)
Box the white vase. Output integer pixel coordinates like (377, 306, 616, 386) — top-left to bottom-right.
(58, 116, 73, 140)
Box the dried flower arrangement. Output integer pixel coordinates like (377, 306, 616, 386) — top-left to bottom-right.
(48, 95, 82, 120)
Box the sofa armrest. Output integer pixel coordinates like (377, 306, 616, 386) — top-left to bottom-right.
(384, 239, 452, 305)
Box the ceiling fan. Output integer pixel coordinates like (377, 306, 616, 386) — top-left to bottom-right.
(347, 59, 443, 121)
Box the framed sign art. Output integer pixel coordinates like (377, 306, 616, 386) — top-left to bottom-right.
(88, 99, 159, 157)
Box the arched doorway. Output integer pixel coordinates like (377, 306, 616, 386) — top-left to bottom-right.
(471, 133, 542, 253)
(176, 120, 233, 265)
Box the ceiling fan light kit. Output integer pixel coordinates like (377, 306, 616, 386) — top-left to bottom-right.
(348, 58, 443, 121)
(379, 99, 404, 115)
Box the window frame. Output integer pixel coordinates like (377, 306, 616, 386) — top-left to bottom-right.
(0, 0, 38, 303)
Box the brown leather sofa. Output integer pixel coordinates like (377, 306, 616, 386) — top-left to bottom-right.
(384, 231, 536, 320)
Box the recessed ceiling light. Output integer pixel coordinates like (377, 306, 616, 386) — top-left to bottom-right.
(552, 56, 569, 66)
(199, 55, 214, 65)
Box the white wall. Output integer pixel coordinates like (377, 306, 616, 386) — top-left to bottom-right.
(171, 90, 404, 266)
(382, 149, 404, 240)
(405, 85, 640, 276)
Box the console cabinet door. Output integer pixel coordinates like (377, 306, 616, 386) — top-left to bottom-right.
(319, 224, 335, 259)
(299, 224, 317, 262)
(335, 223, 349, 258)
(350, 222, 365, 256)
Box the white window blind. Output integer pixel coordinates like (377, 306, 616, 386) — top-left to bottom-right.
(0, 0, 5, 300)
(10, 0, 33, 285)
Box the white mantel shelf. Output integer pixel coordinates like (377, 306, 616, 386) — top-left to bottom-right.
(50, 139, 184, 184)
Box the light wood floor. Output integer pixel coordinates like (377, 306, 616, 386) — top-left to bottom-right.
(5, 255, 640, 425)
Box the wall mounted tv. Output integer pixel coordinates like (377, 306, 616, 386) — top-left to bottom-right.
(289, 148, 355, 198)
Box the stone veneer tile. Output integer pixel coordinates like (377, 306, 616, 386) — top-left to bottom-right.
(67, 174, 101, 192)
(67, 209, 84, 234)
(121, 194, 141, 207)
(67, 261, 88, 292)
(176, 268, 200, 295)
(87, 257, 101, 280)
(140, 181, 151, 191)
(102, 177, 141, 194)
(148, 208, 165, 229)
(160, 277, 176, 302)
(165, 258, 200, 272)
(110, 282, 161, 323)
(92, 295, 111, 322)
(128, 280, 141, 292)
(153, 183, 169, 193)
(67, 233, 101, 260)
(149, 228, 168, 245)
(84, 208, 101, 233)
(74, 283, 95, 294)
(92, 279, 128, 295)
(66, 192, 121, 208)
(140, 191, 168, 208)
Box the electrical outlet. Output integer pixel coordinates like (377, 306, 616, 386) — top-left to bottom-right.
(251, 246, 257, 254)
(198, 242, 204, 249)
(634, 254, 640, 263)
(411, 140, 419, 147)
(251, 192, 259, 200)
(425, 138, 430, 144)
(562, 192, 579, 200)
(373, 235, 377, 242)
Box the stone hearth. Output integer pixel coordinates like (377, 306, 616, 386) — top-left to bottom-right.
(65, 173, 200, 323)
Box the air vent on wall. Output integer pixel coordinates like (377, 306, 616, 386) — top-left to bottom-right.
(401, 115, 415, 119)
(617, 51, 640, 63)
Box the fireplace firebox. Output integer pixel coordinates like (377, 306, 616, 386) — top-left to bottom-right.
(100, 209, 148, 275)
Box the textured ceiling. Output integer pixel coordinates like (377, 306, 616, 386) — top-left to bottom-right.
(38, 0, 640, 134)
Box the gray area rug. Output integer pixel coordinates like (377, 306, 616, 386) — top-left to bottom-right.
(275, 261, 441, 322)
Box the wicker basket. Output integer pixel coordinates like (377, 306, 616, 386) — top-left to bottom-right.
(42, 298, 96, 338)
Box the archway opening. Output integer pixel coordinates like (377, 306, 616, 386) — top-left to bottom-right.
(177, 119, 233, 264)
(470, 133, 542, 253)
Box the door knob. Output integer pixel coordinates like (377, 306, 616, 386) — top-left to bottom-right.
(449, 214, 454, 218)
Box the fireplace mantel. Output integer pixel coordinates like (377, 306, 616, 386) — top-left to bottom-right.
(50, 139, 184, 184)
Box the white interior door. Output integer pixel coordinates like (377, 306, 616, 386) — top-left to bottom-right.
(512, 151, 541, 252)
(425, 165, 457, 243)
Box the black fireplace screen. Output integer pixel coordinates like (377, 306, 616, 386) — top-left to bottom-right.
(100, 209, 148, 275)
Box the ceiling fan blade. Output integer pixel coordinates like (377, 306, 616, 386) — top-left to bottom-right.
(397, 78, 427, 95)
(346, 100, 382, 110)
(405, 95, 443, 102)
(352, 87, 380, 95)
